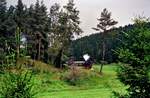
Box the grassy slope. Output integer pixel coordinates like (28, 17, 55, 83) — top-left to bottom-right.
(0, 60, 126, 98)
(33, 64, 126, 98)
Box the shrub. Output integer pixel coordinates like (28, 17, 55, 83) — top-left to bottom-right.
(115, 18, 150, 97)
(62, 66, 99, 86)
(112, 91, 129, 98)
(0, 69, 35, 98)
(63, 66, 82, 86)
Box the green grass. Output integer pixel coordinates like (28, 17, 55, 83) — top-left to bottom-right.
(0, 62, 126, 98)
(33, 64, 126, 98)
(2, 61, 150, 98)
(38, 88, 112, 98)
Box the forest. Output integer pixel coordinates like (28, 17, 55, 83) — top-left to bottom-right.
(0, 0, 150, 98)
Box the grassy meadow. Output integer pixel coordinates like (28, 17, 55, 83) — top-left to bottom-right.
(33, 63, 127, 98)
(0, 61, 127, 98)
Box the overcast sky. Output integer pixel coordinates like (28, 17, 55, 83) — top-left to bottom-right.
(7, 0, 150, 37)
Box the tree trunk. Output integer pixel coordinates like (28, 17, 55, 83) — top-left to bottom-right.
(37, 39, 41, 61)
(16, 27, 20, 65)
(16, 44, 20, 65)
(100, 32, 106, 73)
(54, 48, 63, 68)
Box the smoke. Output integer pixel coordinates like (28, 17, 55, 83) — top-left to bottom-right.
(83, 54, 90, 61)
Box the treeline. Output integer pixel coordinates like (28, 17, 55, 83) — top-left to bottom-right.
(0, 0, 82, 67)
(71, 23, 150, 63)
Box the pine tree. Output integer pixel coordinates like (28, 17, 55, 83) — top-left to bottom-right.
(15, 0, 26, 30)
(0, 0, 7, 43)
(0, 1, 16, 56)
(5, 5, 16, 37)
(0, 0, 6, 20)
(14, 0, 26, 63)
(26, 0, 49, 62)
(0, 5, 16, 54)
(93, 8, 117, 73)
(0, 0, 7, 64)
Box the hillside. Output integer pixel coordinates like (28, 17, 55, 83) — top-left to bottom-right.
(71, 23, 150, 63)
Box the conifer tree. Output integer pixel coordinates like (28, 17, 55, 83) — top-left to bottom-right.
(0, 0, 7, 42)
(14, 0, 26, 63)
(15, 0, 27, 32)
(0, 1, 16, 56)
(0, 0, 6, 21)
(26, 0, 49, 62)
(93, 8, 117, 73)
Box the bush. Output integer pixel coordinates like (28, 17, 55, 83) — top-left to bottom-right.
(115, 18, 150, 98)
(0, 69, 35, 98)
(62, 66, 82, 86)
(62, 66, 99, 86)
(112, 91, 129, 98)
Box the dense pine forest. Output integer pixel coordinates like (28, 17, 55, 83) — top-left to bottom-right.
(0, 0, 150, 98)
(0, 0, 82, 68)
(71, 23, 150, 63)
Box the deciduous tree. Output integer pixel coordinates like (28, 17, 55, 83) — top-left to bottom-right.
(53, 0, 82, 68)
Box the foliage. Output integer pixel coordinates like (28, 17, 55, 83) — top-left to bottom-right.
(62, 66, 82, 86)
(0, 0, 16, 52)
(71, 22, 148, 63)
(14, 0, 26, 30)
(92, 8, 118, 32)
(48, 3, 61, 64)
(115, 18, 150, 98)
(0, 0, 83, 65)
(62, 66, 102, 86)
(0, 70, 35, 98)
(31, 64, 126, 98)
(71, 30, 116, 62)
(52, 0, 82, 68)
(92, 8, 118, 73)
(112, 91, 129, 98)
(26, 0, 49, 62)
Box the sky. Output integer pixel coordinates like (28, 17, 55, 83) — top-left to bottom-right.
(7, 0, 150, 37)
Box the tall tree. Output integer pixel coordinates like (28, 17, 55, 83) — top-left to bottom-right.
(14, 0, 26, 63)
(0, 0, 7, 64)
(0, 0, 7, 48)
(0, 0, 6, 21)
(5, 5, 16, 38)
(48, 3, 61, 64)
(15, 0, 25, 29)
(53, 0, 82, 68)
(93, 8, 117, 73)
(0, 1, 16, 60)
(49, 3, 60, 43)
(26, 0, 49, 62)
(0, 0, 7, 38)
